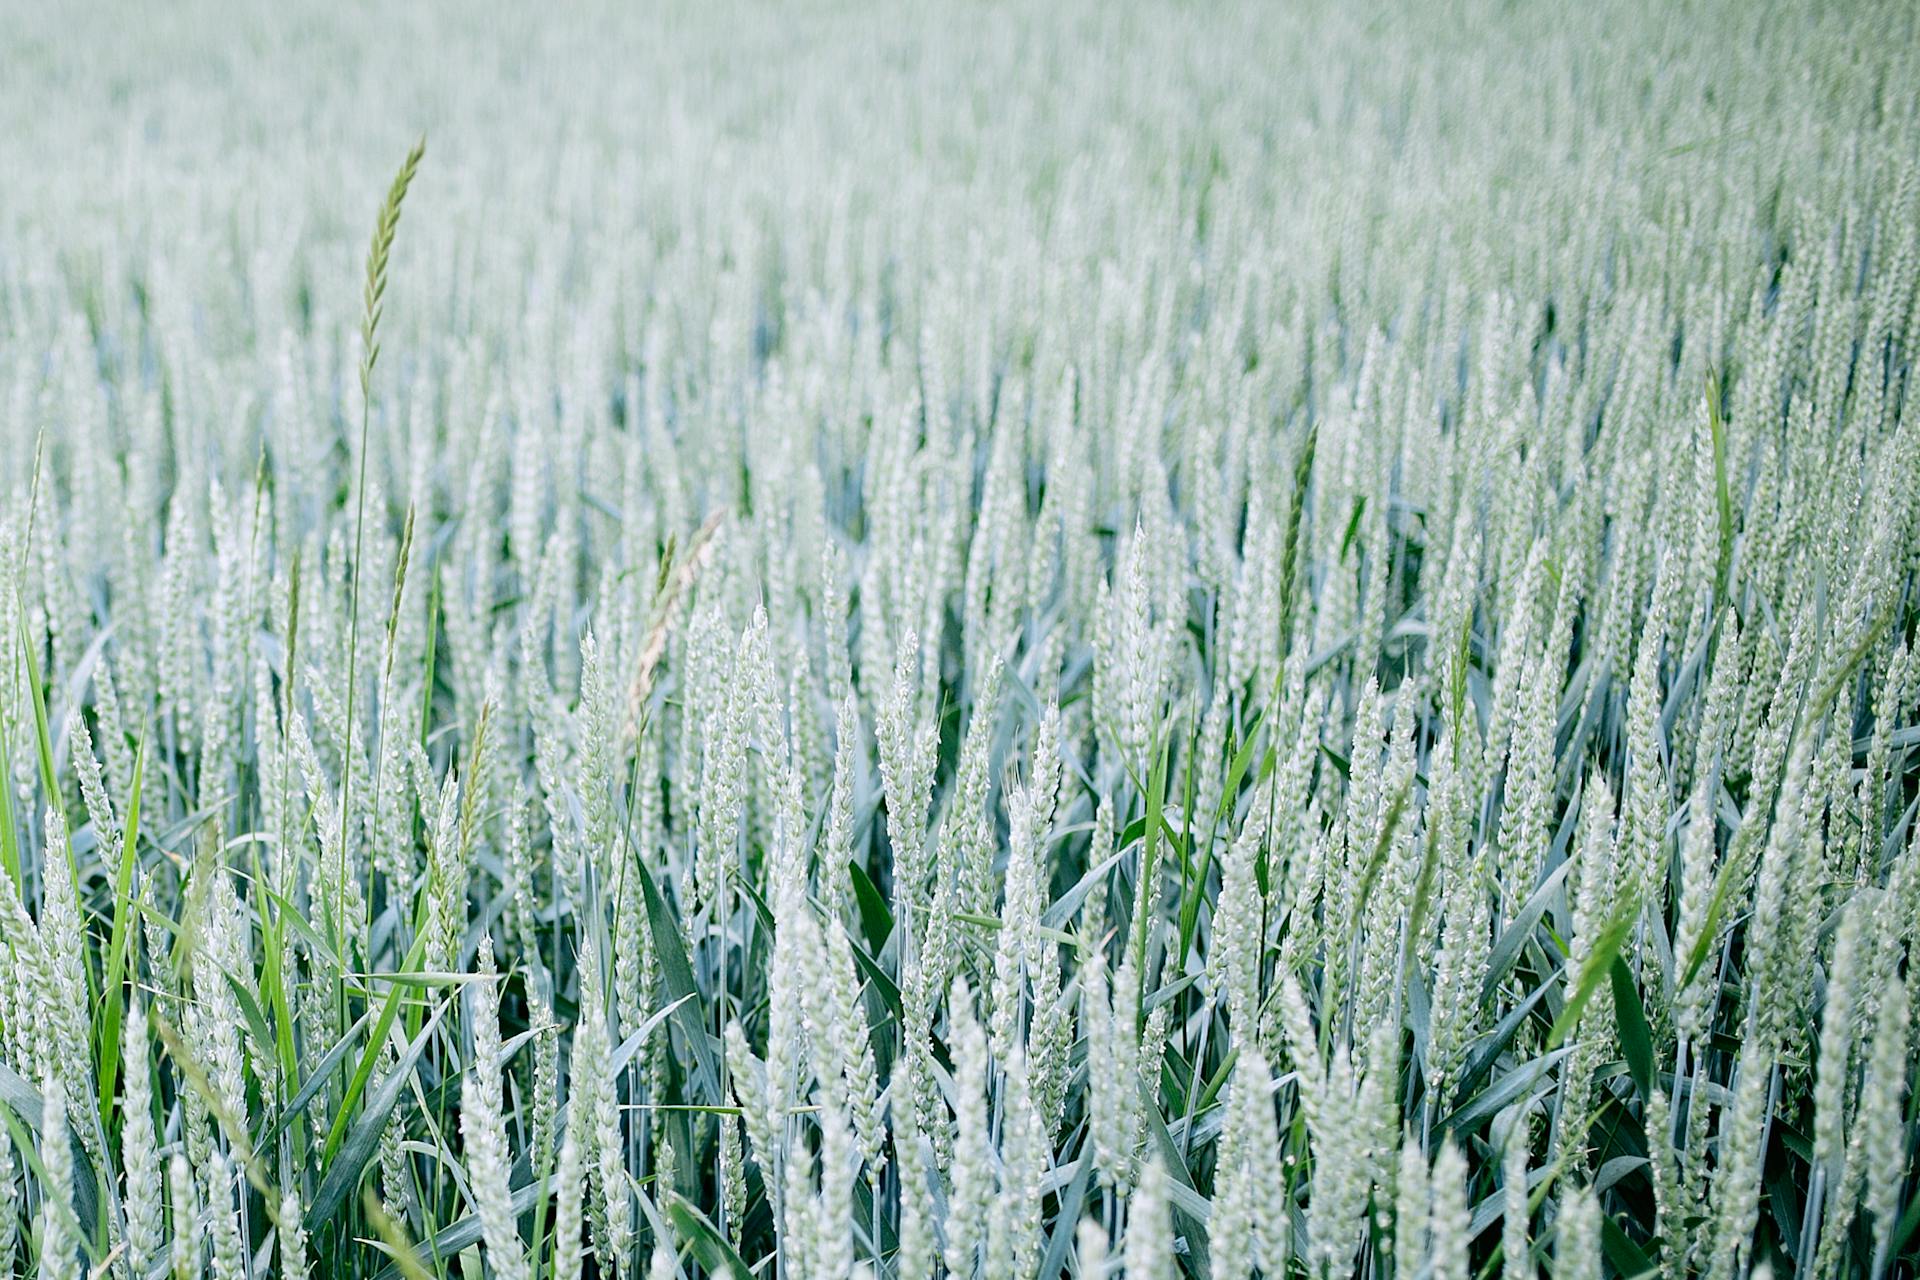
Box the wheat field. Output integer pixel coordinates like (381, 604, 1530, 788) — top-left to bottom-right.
(0, 1, 1917, 1277)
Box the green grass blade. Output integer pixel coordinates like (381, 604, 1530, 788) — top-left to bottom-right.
(94, 730, 146, 1125)
(310, 1001, 444, 1227)
(1610, 955, 1654, 1099)
(633, 851, 722, 1103)
(322, 925, 431, 1168)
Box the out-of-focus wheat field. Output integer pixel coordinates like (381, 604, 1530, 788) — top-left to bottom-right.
(0, 2, 1917, 1277)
